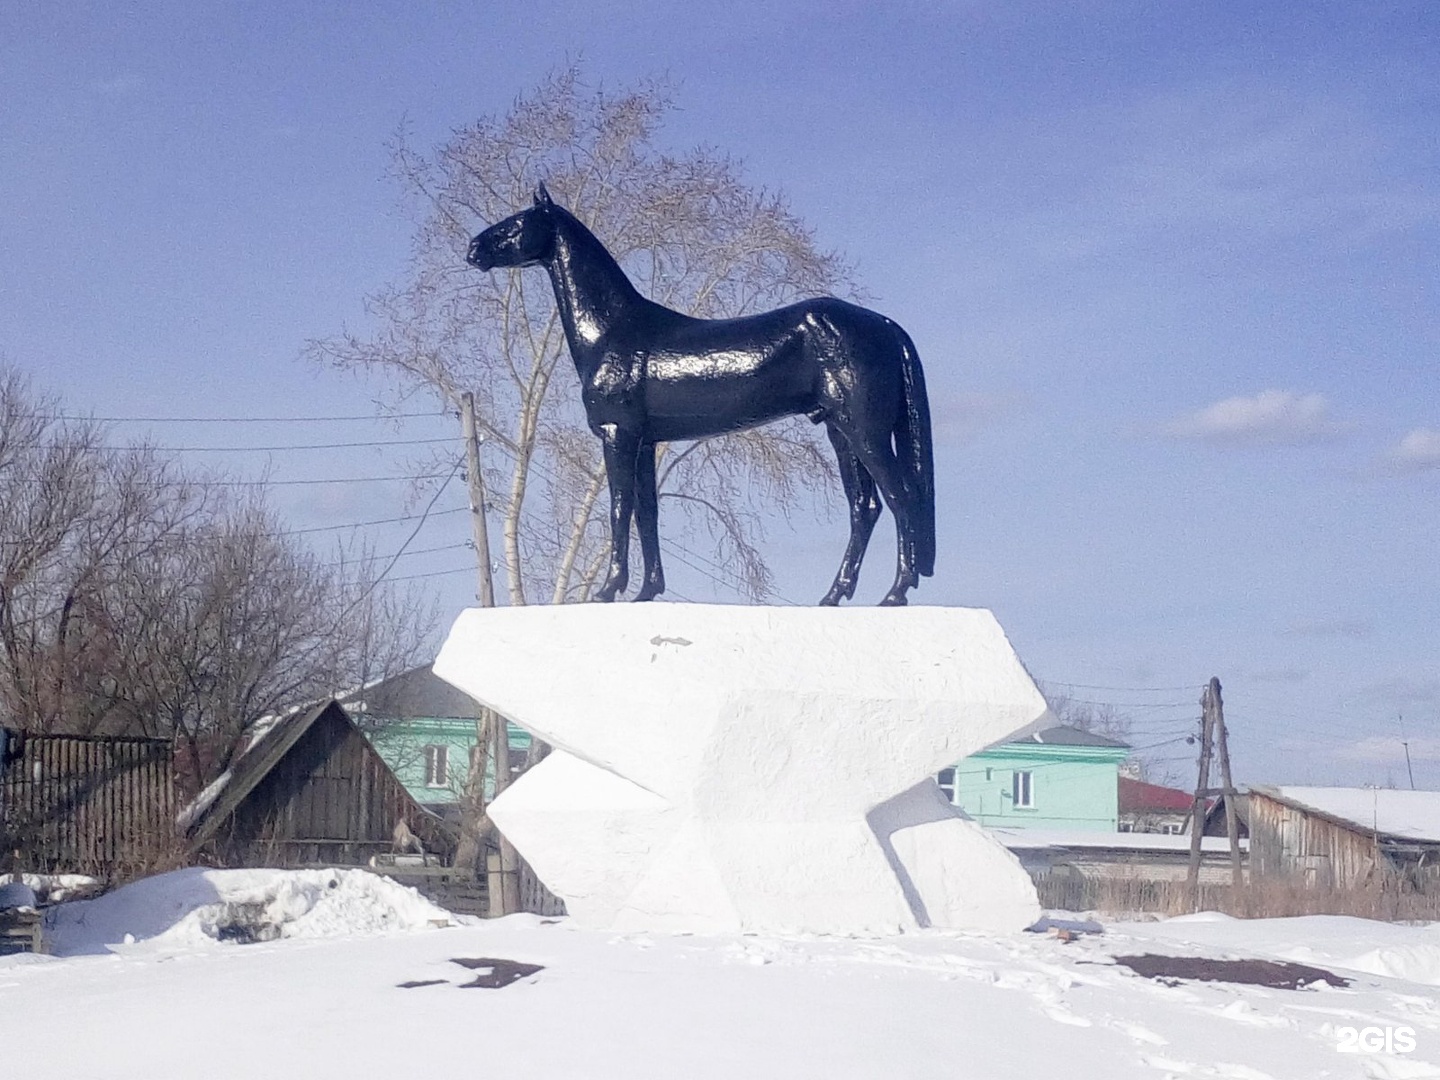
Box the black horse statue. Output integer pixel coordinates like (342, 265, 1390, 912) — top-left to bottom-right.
(467, 185, 935, 606)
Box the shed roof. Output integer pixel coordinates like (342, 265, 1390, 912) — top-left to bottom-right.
(177, 699, 341, 843)
(992, 827, 1244, 854)
(340, 665, 481, 721)
(177, 698, 448, 854)
(1251, 785, 1440, 844)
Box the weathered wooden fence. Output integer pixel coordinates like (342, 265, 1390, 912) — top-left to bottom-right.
(0, 730, 175, 874)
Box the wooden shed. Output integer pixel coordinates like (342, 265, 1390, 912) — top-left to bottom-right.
(0, 729, 175, 875)
(1244, 785, 1440, 889)
(180, 700, 455, 867)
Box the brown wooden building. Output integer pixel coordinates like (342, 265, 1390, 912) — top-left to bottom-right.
(180, 699, 455, 867)
(1241, 785, 1440, 889)
(0, 729, 174, 875)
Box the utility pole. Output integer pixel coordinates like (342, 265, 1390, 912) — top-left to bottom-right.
(1400, 714, 1416, 790)
(1187, 677, 1243, 910)
(1209, 678, 1243, 893)
(1185, 688, 1215, 910)
(460, 392, 495, 608)
(459, 393, 521, 916)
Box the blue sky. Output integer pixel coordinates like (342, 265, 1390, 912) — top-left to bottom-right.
(2, 2, 1436, 786)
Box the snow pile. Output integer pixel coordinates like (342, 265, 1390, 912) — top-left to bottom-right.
(0, 872, 99, 905)
(1124, 912, 1440, 986)
(46, 868, 453, 955)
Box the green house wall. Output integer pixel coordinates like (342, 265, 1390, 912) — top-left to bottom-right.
(364, 716, 531, 806)
(951, 742, 1128, 831)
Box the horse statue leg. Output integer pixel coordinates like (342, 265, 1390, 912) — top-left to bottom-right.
(820, 423, 882, 606)
(594, 424, 637, 602)
(845, 434, 918, 607)
(632, 441, 666, 602)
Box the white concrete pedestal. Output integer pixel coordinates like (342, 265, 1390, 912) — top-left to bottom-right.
(433, 605, 1047, 935)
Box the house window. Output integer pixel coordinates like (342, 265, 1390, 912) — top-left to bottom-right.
(936, 767, 956, 803)
(423, 744, 449, 788)
(1012, 770, 1034, 809)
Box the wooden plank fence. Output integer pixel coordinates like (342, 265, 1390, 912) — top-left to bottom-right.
(0, 730, 175, 874)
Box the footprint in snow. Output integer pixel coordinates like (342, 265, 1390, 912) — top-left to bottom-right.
(1041, 1003, 1092, 1027)
(1108, 1019, 1168, 1046)
(1206, 999, 1292, 1029)
(1357, 1057, 1440, 1079)
(1139, 1055, 1278, 1080)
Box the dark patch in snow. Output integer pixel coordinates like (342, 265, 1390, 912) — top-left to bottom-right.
(450, 956, 545, 988)
(1112, 953, 1350, 990)
(396, 979, 449, 989)
(1028, 916, 1104, 936)
(212, 902, 282, 944)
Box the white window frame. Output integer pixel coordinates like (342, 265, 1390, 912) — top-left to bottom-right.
(423, 744, 449, 788)
(1012, 769, 1034, 809)
(936, 767, 956, 803)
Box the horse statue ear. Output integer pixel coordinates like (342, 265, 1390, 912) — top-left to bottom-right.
(534, 182, 553, 208)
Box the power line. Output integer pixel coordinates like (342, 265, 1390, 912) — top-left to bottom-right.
(1042, 680, 1202, 694)
(384, 564, 479, 584)
(324, 541, 472, 567)
(41, 436, 457, 453)
(1048, 697, 1195, 710)
(335, 462, 462, 616)
(12, 470, 458, 490)
(39, 411, 446, 423)
(282, 506, 470, 535)
(225, 471, 454, 488)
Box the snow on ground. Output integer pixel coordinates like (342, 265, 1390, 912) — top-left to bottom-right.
(1121, 911, 1440, 988)
(3, 870, 1440, 1079)
(41, 868, 454, 955)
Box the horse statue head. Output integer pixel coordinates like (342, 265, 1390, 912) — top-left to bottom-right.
(467, 184, 558, 271)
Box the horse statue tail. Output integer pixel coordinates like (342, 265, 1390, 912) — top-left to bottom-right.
(895, 328, 936, 577)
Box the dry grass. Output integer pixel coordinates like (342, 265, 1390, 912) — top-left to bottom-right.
(1039, 873, 1440, 921)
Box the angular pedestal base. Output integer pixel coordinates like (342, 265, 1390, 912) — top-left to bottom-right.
(434, 604, 1048, 935)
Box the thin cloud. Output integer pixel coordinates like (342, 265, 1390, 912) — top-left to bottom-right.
(1164, 390, 1349, 446)
(929, 390, 1024, 443)
(1247, 666, 1310, 684)
(1357, 676, 1440, 710)
(1340, 735, 1440, 764)
(1284, 617, 1372, 640)
(1385, 428, 1440, 473)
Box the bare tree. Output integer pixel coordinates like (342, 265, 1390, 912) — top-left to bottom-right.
(95, 494, 433, 791)
(0, 368, 433, 794)
(307, 66, 857, 605)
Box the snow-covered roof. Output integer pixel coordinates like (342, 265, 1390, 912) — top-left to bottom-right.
(991, 828, 1244, 853)
(1016, 724, 1130, 749)
(1253, 785, 1440, 844)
